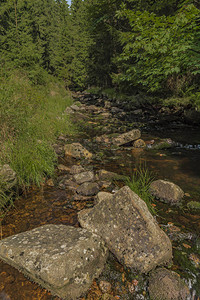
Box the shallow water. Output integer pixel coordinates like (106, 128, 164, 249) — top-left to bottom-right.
(0, 110, 200, 299)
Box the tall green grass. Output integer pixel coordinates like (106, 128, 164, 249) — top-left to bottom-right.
(0, 70, 75, 191)
(126, 166, 156, 215)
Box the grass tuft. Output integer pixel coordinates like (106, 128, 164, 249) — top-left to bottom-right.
(126, 166, 156, 215)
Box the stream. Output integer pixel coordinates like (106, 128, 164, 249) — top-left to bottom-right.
(0, 93, 200, 300)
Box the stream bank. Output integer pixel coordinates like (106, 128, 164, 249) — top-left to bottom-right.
(0, 92, 200, 299)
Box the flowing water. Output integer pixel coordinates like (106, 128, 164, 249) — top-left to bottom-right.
(0, 99, 200, 300)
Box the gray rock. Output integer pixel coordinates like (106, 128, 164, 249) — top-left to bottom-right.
(70, 165, 85, 175)
(64, 107, 74, 115)
(78, 186, 172, 273)
(0, 164, 17, 190)
(0, 225, 108, 300)
(64, 143, 93, 159)
(97, 170, 126, 181)
(149, 138, 175, 150)
(70, 104, 80, 111)
(150, 180, 184, 205)
(148, 268, 190, 300)
(58, 164, 71, 172)
(86, 105, 100, 112)
(133, 109, 143, 115)
(94, 192, 113, 205)
(96, 135, 111, 144)
(100, 112, 112, 118)
(62, 179, 78, 191)
(111, 107, 123, 114)
(112, 129, 141, 146)
(76, 182, 99, 196)
(74, 171, 94, 185)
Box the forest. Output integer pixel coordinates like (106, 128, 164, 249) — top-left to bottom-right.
(0, 1, 200, 299)
(1, 0, 200, 95)
(0, 0, 200, 196)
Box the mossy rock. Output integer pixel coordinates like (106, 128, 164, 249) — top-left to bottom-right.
(187, 201, 200, 212)
(149, 268, 190, 300)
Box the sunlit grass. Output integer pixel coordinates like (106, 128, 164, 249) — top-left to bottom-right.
(0, 70, 75, 211)
(126, 166, 156, 215)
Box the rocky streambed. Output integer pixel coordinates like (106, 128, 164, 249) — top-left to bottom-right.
(0, 92, 200, 300)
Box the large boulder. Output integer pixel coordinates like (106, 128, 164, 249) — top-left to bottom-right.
(78, 186, 172, 273)
(148, 268, 190, 300)
(64, 143, 93, 160)
(150, 180, 184, 205)
(0, 225, 108, 300)
(0, 164, 17, 190)
(111, 129, 141, 146)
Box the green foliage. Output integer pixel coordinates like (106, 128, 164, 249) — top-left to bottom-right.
(113, 3, 200, 95)
(126, 166, 156, 215)
(0, 71, 74, 187)
(85, 0, 123, 87)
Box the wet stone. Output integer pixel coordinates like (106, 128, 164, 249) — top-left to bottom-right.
(74, 171, 95, 185)
(133, 139, 146, 148)
(97, 170, 125, 181)
(99, 280, 112, 293)
(57, 164, 70, 172)
(64, 107, 74, 115)
(76, 182, 99, 196)
(0, 225, 108, 300)
(78, 186, 172, 273)
(148, 268, 190, 300)
(0, 164, 17, 190)
(64, 143, 93, 160)
(70, 165, 85, 175)
(150, 180, 184, 205)
(111, 129, 141, 146)
(70, 104, 80, 111)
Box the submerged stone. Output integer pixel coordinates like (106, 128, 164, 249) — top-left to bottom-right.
(78, 186, 172, 273)
(0, 225, 108, 300)
(97, 169, 126, 181)
(133, 139, 146, 148)
(148, 268, 190, 300)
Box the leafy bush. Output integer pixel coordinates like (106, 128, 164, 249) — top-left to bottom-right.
(113, 3, 200, 95)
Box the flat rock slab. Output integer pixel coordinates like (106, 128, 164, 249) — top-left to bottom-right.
(64, 143, 93, 159)
(150, 180, 184, 205)
(0, 225, 108, 300)
(111, 129, 141, 146)
(78, 186, 172, 273)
